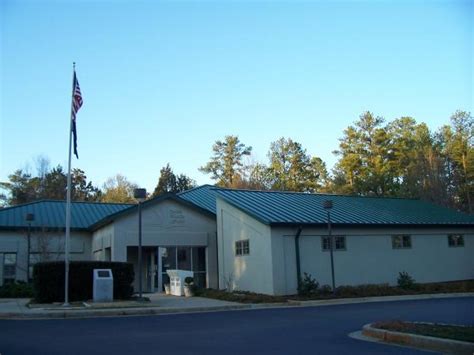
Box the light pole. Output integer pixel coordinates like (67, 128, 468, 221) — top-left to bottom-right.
(323, 200, 336, 294)
(25, 213, 35, 283)
(134, 188, 147, 300)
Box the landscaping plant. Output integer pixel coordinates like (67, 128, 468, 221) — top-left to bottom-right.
(0, 281, 34, 298)
(298, 272, 319, 296)
(397, 271, 416, 290)
(33, 261, 134, 303)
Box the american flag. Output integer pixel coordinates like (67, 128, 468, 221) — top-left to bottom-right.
(71, 71, 83, 159)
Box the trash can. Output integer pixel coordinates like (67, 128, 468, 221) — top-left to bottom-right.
(167, 270, 193, 296)
(93, 269, 113, 302)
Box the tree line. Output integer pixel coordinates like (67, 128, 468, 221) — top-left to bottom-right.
(0, 159, 195, 206)
(199, 110, 472, 214)
(1, 110, 472, 213)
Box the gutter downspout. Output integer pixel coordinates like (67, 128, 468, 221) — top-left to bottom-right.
(215, 231, 219, 289)
(294, 226, 303, 289)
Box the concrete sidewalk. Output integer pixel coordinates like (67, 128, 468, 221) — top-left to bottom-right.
(0, 292, 473, 320)
(0, 294, 250, 319)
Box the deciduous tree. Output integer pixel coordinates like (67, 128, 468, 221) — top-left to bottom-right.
(100, 174, 138, 204)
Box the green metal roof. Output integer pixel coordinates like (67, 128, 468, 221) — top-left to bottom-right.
(0, 200, 132, 230)
(2, 187, 472, 231)
(214, 188, 474, 226)
(178, 185, 216, 214)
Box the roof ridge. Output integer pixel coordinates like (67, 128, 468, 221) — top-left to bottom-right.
(0, 199, 46, 212)
(178, 184, 215, 195)
(213, 187, 420, 201)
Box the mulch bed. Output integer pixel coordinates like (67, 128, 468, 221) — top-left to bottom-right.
(196, 280, 474, 304)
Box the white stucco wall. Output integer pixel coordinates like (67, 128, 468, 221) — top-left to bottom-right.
(216, 198, 273, 294)
(0, 229, 91, 286)
(106, 199, 218, 289)
(216, 202, 474, 296)
(91, 224, 114, 261)
(272, 226, 474, 294)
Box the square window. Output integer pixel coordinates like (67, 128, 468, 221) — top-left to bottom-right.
(322, 237, 331, 251)
(235, 240, 249, 256)
(242, 240, 250, 254)
(192, 247, 206, 272)
(322, 236, 346, 251)
(392, 235, 411, 249)
(335, 236, 346, 250)
(4, 253, 16, 265)
(402, 235, 412, 248)
(448, 235, 464, 247)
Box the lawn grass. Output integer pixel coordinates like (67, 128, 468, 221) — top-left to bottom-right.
(195, 280, 474, 304)
(373, 320, 474, 343)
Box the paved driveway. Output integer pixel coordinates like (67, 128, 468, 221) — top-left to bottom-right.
(0, 297, 472, 354)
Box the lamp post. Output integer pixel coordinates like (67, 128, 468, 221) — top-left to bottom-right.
(25, 213, 35, 283)
(134, 188, 147, 300)
(323, 200, 336, 294)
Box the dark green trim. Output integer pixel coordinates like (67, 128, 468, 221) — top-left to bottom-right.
(269, 222, 474, 228)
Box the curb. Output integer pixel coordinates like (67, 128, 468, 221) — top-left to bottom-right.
(1, 292, 472, 320)
(361, 322, 474, 355)
(0, 304, 252, 320)
(287, 292, 474, 307)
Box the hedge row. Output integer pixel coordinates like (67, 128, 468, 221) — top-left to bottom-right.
(0, 281, 34, 298)
(33, 261, 134, 303)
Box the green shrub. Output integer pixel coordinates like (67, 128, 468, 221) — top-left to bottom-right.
(298, 272, 319, 296)
(397, 271, 416, 290)
(184, 277, 194, 285)
(0, 281, 34, 298)
(33, 261, 134, 303)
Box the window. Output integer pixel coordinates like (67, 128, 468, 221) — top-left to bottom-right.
(392, 235, 412, 249)
(177, 247, 191, 269)
(322, 236, 346, 251)
(235, 240, 250, 256)
(448, 234, 464, 247)
(192, 247, 207, 289)
(3, 253, 17, 285)
(157, 246, 208, 291)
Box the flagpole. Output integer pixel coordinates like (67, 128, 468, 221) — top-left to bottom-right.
(64, 62, 76, 307)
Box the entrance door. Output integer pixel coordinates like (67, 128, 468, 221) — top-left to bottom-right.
(156, 246, 207, 292)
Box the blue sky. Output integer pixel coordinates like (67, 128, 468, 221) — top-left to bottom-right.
(1, 0, 472, 193)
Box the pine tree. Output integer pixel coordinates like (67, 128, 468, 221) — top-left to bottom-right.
(199, 135, 252, 187)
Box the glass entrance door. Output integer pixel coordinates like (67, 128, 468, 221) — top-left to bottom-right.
(160, 247, 176, 292)
(158, 246, 207, 292)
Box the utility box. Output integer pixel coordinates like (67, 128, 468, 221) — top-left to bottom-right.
(93, 269, 113, 302)
(167, 270, 193, 296)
